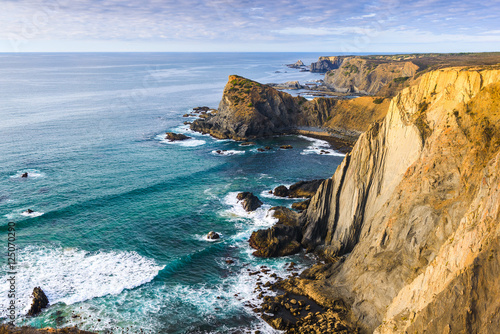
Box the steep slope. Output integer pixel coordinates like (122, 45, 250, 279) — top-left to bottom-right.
(190, 75, 389, 142)
(295, 67, 500, 332)
(324, 57, 419, 96)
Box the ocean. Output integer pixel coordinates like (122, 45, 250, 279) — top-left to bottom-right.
(0, 53, 345, 333)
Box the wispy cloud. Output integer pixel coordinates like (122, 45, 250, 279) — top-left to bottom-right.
(0, 0, 499, 51)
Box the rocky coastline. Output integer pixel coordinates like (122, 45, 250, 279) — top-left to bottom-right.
(189, 54, 500, 333)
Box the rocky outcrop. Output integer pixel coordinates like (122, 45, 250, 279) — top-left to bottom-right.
(296, 66, 500, 332)
(165, 132, 190, 141)
(268, 81, 305, 90)
(249, 207, 302, 257)
(288, 180, 324, 198)
(273, 180, 325, 199)
(287, 60, 306, 69)
(206, 231, 220, 240)
(236, 192, 263, 212)
(190, 75, 389, 142)
(27, 287, 49, 317)
(310, 56, 345, 73)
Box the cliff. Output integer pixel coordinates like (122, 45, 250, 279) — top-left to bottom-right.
(310, 56, 345, 73)
(324, 57, 419, 95)
(294, 66, 500, 332)
(190, 75, 389, 142)
(310, 53, 500, 97)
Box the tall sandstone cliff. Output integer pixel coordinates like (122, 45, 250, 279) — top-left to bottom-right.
(297, 67, 500, 333)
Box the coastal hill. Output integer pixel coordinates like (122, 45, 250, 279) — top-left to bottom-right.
(190, 75, 389, 144)
(258, 66, 500, 333)
(309, 52, 500, 96)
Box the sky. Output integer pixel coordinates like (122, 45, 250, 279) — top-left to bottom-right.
(0, 0, 499, 52)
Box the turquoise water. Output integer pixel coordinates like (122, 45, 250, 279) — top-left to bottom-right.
(0, 53, 344, 333)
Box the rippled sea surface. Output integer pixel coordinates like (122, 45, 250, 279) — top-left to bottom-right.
(0, 53, 344, 333)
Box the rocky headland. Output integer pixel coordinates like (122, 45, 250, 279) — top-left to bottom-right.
(190, 75, 389, 144)
(248, 65, 500, 333)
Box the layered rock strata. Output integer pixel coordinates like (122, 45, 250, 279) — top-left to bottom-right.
(295, 66, 500, 333)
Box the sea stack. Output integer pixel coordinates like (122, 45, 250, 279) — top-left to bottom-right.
(27, 287, 49, 316)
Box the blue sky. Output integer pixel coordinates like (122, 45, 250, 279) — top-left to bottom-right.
(0, 0, 499, 52)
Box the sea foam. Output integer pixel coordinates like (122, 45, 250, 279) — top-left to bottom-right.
(0, 245, 164, 318)
(298, 135, 345, 156)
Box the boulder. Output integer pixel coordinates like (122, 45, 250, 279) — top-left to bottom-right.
(273, 185, 290, 197)
(165, 132, 190, 141)
(236, 192, 263, 212)
(28, 287, 49, 316)
(21, 172, 28, 178)
(24, 209, 34, 214)
(280, 145, 293, 149)
(207, 231, 220, 240)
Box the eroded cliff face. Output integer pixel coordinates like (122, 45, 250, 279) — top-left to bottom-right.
(324, 57, 419, 96)
(298, 67, 500, 333)
(190, 75, 389, 142)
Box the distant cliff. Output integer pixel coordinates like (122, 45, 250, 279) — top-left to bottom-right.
(309, 53, 500, 97)
(190, 75, 389, 143)
(293, 66, 500, 333)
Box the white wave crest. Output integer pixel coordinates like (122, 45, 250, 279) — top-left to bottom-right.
(0, 246, 164, 318)
(298, 135, 345, 156)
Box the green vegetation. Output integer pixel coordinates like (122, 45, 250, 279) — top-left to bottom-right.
(343, 63, 359, 74)
(373, 97, 385, 104)
(248, 102, 254, 108)
(393, 76, 410, 83)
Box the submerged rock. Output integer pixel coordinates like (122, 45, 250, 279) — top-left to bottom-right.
(24, 209, 34, 214)
(165, 132, 190, 141)
(21, 172, 28, 178)
(206, 231, 220, 240)
(28, 287, 49, 316)
(236, 192, 263, 212)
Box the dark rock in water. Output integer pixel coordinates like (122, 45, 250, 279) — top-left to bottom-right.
(21, 172, 28, 178)
(292, 199, 311, 212)
(249, 207, 302, 257)
(273, 185, 290, 197)
(288, 179, 324, 198)
(286, 60, 305, 69)
(193, 106, 210, 112)
(271, 206, 301, 226)
(280, 145, 293, 149)
(28, 287, 49, 316)
(207, 231, 220, 240)
(236, 192, 263, 212)
(240, 142, 256, 146)
(264, 146, 271, 150)
(182, 114, 190, 117)
(25, 209, 34, 214)
(257, 148, 266, 152)
(183, 121, 192, 125)
(165, 132, 190, 141)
